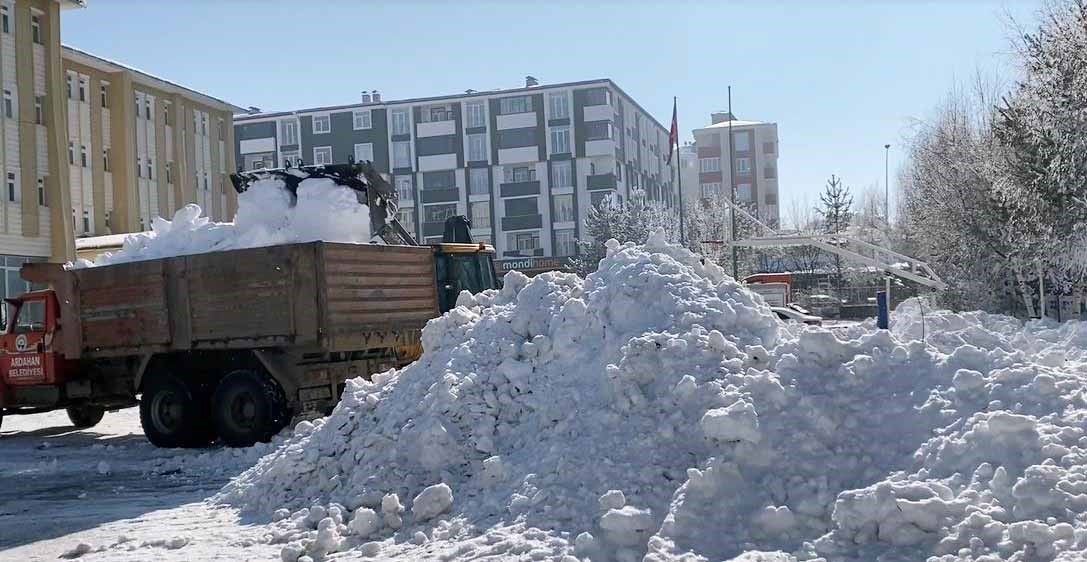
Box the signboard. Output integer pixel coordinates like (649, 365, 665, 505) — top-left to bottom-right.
(5, 352, 44, 381)
(747, 282, 789, 307)
(495, 256, 575, 276)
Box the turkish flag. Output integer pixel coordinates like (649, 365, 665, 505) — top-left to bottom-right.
(666, 98, 678, 165)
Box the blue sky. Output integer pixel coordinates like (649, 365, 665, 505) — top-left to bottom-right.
(62, 1, 1038, 219)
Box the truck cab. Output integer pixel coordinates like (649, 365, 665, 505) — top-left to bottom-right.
(0, 290, 106, 430)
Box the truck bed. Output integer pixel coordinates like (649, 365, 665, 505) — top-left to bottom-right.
(57, 243, 438, 358)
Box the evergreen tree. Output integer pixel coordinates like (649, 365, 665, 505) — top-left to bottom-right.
(816, 175, 853, 285)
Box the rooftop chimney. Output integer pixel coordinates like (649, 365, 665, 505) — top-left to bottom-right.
(246, 106, 261, 115)
(372, 90, 381, 103)
(711, 111, 735, 125)
(361, 91, 372, 103)
(465, 89, 476, 94)
(525, 75, 539, 88)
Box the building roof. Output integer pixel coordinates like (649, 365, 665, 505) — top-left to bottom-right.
(59, 0, 86, 9)
(236, 78, 670, 133)
(61, 45, 244, 113)
(699, 118, 771, 130)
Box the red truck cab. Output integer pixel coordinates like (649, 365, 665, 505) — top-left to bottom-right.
(0, 289, 104, 431)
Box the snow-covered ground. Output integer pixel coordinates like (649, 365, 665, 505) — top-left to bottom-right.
(5, 233, 1087, 562)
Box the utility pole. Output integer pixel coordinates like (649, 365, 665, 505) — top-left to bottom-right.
(884, 144, 890, 223)
(676, 97, 685, 246)
(729, 86, 738, 280)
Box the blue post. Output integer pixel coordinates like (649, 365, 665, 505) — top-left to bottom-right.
(876, 290, 889, 329)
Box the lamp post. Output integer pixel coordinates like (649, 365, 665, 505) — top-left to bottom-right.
(883, 143, 890, 223)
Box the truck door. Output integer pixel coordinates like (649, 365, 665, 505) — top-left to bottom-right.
(0, 296, 51, 386)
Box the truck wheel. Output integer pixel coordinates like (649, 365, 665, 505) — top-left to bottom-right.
(211, 370, 288, 448)
(140, 372, 215, 448)
(66, 404, 105, 429)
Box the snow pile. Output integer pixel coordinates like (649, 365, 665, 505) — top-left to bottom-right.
(216, 231, 1087, 562)
(79, 177, 371, 267)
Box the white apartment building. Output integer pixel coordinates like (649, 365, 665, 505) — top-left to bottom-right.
(235, 78, 676, 274)
(691, 112, 780, 227)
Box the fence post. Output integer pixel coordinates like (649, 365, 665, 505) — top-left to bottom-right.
(877, 291, 889, 330)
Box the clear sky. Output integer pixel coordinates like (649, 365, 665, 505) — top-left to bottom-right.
(61, 0, 1039, 219)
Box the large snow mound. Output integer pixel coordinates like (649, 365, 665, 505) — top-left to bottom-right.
(216, 231, 1087, 562)
(79, 177, 371, 267)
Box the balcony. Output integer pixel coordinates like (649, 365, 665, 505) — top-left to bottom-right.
(501, 214, 542, 231)
(497, 112, 537, 130)
(420, 188, 459, 204)
(499, 180, 540, 198)
(502, 248, 545, 258)
(417, 120, 456, 138)
(583, 104, 611, 122)
(587, 173, 616, 191)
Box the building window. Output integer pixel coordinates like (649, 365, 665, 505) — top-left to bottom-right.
(584, 121, 611, 141)
(30, 15, 40, 44)
(584, 87, 609, 106)
(469, 201, 490, 229)
(78, 77, 86, 103)
(764, 192, 778, 205)
(701, 182, 721, 199)
(550, 127, 570, 154)
(103, 148, 110, 172)
(734, 132, 751, 152)
(392, 141, 411, 168)
(280, 120, 298, 146)
(465, 102, 485, 128)
(80, 145, 87, 168)
(390, 109, 410, 135)
(424, 204, 457, 223)
(552, 194, 574, 222)
(508, 231, 540, 252)
(34, 96, 42, 125)
(1, 6, 8, 34)
(548, 92, 569, 119)
(551, 161, 572, 188)
(203, 173, 209, 191)
(311, 115, 330, 134)
(397, 209, 415, 233)
(100, 84, 109, 108)
(469, 168, 489, 195)
(503, 165, 535, 183)
(146, 157, 153, 179)
(420, 103, 453, 123)
(467, 133, 486, 162)
(555, 229, 576, 256)
(201, 113, 208, 135)
(699, 157, 720, 173)
(144, 98, 151, 120)
(6, 172, 14, 202)
(422, 170, 455, 190)
(764, 166, 777, 180)
(763, 141, 776, 154)
(82, 211, 89, 233)
(67, 141, 74, 164)
(353, 142, 374, 163)
(498, 96, 532, 115)
(3, 89, 13, 119)
(165, 161, 172, 184)
(313, 146, 332, 165)
(738, 183, 752, 200)
(395, 176, 414, 202)
(353, 110, 371, 130)
(737, 157, 751, 176)
(36, 177, 44, 206)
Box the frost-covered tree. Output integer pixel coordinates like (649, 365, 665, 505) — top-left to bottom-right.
(575, 192, 678, 275)
(816, 175, 853, 286)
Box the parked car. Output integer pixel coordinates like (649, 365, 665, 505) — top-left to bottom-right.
(771, 305, 823, 325)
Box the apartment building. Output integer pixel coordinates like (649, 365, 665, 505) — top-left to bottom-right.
(692, 112, 780, 227)
(234, 78, 676, 271)
(0, 0, 83, 294)
(61, 46, 242, 239)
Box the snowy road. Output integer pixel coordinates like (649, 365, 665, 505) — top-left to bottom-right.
(0, 409, 278, 562)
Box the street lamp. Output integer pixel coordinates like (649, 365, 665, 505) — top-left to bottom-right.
(884, 144, 891, 223)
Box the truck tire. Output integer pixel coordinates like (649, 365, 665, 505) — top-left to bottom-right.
(140, 372, 215, 448)
(66, 404, 105, 429)
(211, 370, 288, 448)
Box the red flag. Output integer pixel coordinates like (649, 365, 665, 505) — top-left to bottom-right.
(666, 97, 678, 165)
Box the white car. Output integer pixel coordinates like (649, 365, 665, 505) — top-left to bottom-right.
(771, 305, 823, 326)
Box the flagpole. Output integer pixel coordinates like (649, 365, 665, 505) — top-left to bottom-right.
(675, 96, 685, 246)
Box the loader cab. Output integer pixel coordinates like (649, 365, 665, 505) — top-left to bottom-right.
(433, 243, 498, 312)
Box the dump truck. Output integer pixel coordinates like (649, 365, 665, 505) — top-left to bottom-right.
(0, 162, 499, 447)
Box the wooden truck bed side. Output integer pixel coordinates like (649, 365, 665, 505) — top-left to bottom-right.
(317, 243, 439, 352)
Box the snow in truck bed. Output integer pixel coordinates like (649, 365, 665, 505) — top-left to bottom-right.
(75, 176, 371, 268)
